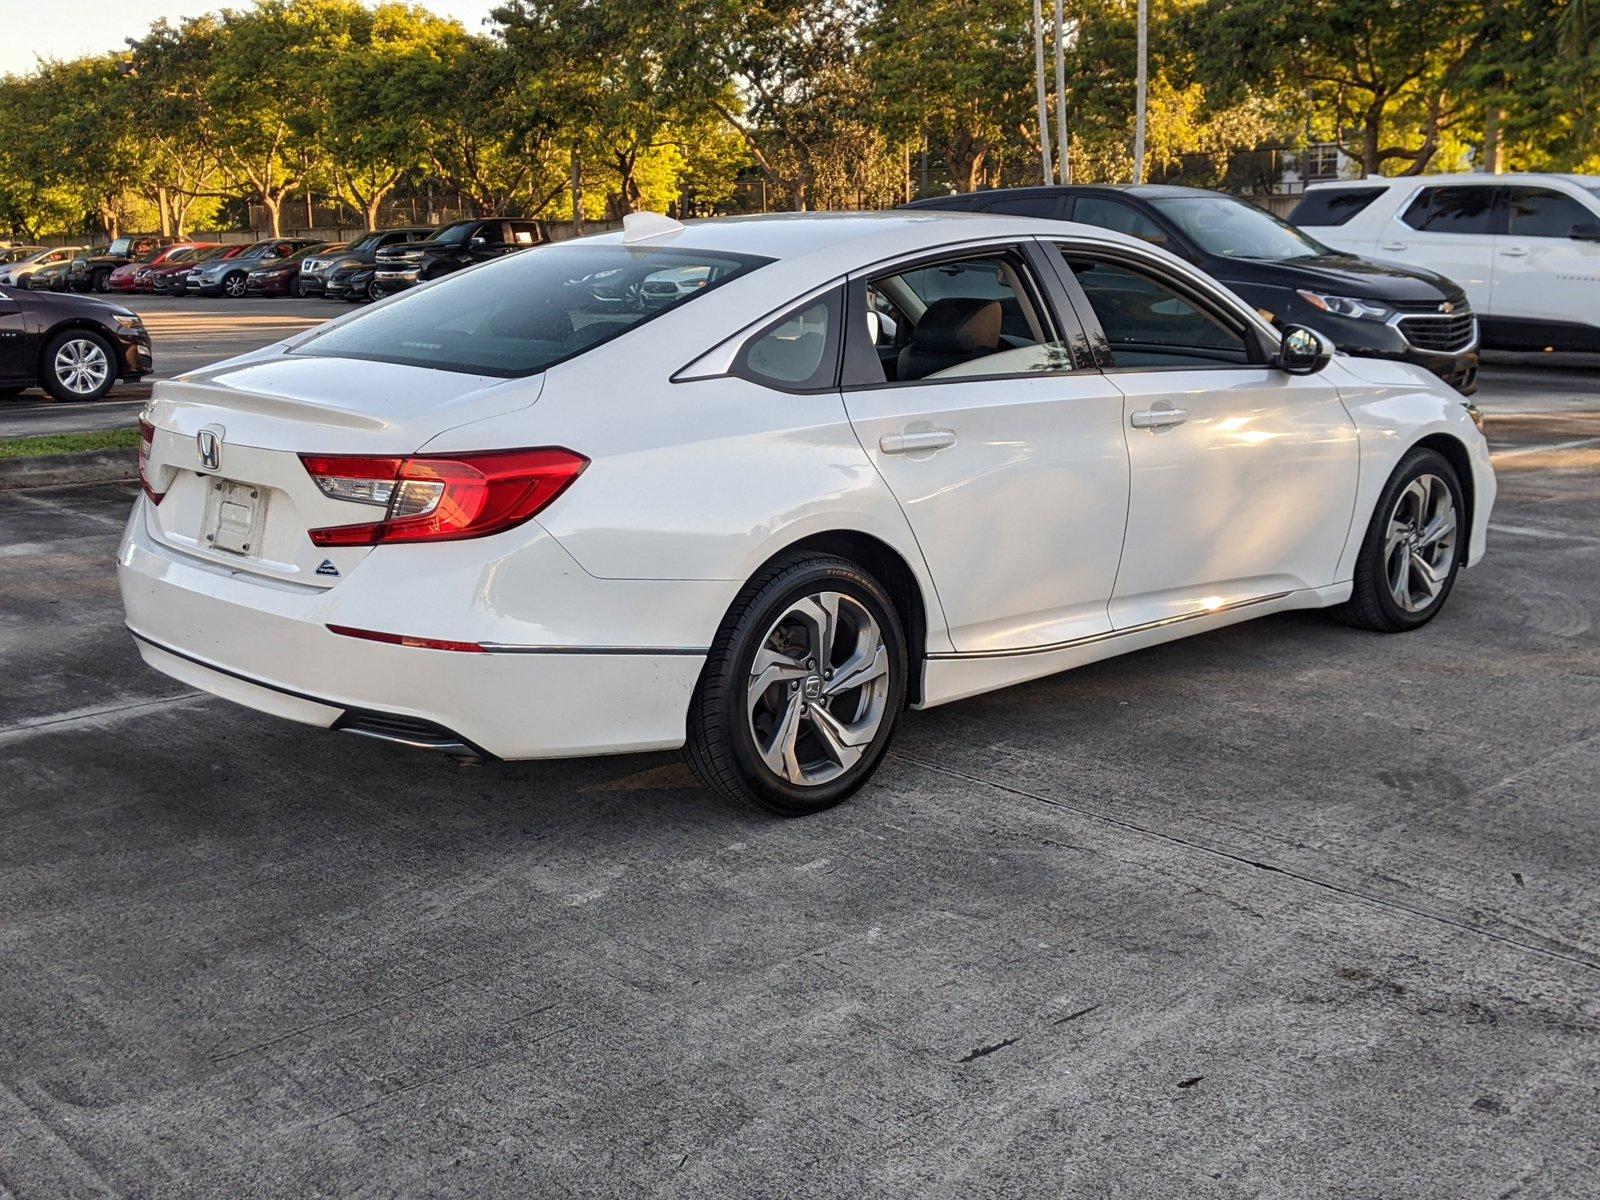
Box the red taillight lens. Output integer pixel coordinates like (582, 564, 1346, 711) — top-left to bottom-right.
(326, 624, 485, 653)
(137, 416, 165, 504)
(300, 448, 588, 547)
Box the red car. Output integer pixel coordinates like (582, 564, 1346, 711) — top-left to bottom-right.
(107, 243, 218, 293)
(143, 244, 244, 296)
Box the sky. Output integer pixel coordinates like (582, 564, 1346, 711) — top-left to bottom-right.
(0, 0, 502, 77)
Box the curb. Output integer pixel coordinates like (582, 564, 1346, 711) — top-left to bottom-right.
(0, 449, 136, 489)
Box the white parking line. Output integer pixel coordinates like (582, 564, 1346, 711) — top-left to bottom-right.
(1489, 523, 1600, 545)
(1491, 435, 1600, 459)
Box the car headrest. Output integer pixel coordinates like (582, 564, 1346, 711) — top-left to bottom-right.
(910, 297, 1002, 354)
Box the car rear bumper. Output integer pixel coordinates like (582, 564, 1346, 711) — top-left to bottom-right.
(117, 500, 716, 760)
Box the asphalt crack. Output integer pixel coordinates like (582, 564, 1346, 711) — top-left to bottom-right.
(895, 752, 1600, 977)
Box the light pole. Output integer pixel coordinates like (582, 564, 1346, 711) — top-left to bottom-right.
(1133, 0, 1148, 184)
(1033, 0, 1054, 185)
(1054, 6, 1078, 183)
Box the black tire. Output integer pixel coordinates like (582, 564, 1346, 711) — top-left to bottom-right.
(41, 328, 118, 402)
(366, 279, 386, 302)
(91, 268, 111, 294)
(685, 552, 908, 816)
(289, 277, 305, 298)
(222, 272, 248, 299)
(1333, 447, 1465, 632)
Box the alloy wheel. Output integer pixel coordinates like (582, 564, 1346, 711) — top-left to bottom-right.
(224, 274, 247, 298)
(1384, 473, 1457, 613)
(53, 338, 110, 396)
(746, 591, 891, 787)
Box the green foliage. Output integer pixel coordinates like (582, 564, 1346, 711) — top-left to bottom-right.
(0, 0, 1594, 241)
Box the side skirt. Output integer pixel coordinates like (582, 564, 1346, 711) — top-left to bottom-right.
(915, 583, 1350, 710)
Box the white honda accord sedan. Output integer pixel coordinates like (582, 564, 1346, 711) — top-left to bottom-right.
(120, 211, 1495, 814)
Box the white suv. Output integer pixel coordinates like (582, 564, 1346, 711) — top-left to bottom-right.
(1290, 173, 1600, 353)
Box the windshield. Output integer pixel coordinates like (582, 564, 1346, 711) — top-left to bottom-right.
(107, 237, 133, 256)
(1151, 196, 1331, 260)
(430, 222, 475, 246)
(295, 243, 771, 377)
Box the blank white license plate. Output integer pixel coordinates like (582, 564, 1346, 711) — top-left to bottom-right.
(200, 478, 268, 556)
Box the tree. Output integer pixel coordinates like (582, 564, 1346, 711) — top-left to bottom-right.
(864, 0, 1034, 193)
(208, 0, 364, 235)
(320, 4, 466, 229)
(1191, 0, 1487, 176)
(127, 17, 230, 237)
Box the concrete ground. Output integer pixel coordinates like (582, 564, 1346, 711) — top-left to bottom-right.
(1, 378, 1598, 1196)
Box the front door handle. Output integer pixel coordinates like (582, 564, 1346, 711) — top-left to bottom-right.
(1130, 406, 1189, 430)
(1497, 246, 1529, 258)
(880, 429, 956, 454)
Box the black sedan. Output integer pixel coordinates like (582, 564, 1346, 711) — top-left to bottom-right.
(904, 184, 1480, 394)
(0, 284, 152, 401)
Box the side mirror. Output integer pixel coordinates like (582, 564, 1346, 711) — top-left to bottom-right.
(469, 236, 488, 247)
(1570, 222, 1600, 242)
(1279, 324, 1333, 375)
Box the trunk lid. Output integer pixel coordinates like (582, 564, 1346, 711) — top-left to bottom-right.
(140, 354, 543, 587)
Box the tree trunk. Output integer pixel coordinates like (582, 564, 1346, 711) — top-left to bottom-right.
(261, 194, 282, 237)
(1482, 107, 1503, 173)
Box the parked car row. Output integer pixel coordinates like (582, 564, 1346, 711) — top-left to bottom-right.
(10, 217, 551, 308)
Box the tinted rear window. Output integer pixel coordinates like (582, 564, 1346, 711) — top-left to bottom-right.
(1401, 187, 1498, 234)
(294, 244, 771, 377)
(981, 195, 1064, 219)
(1289, 187, 1385, 227)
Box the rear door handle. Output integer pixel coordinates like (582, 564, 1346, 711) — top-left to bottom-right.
(1498, 246, 1528, 258)
(1379, 241, 1408, 251)
(880, 429, 956, 454)
(1130, 407, 1189, 430)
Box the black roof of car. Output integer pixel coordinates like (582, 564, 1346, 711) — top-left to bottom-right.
(903, 183, 1235, 208)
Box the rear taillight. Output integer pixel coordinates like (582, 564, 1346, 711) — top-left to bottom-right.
(300, 448, 588, 547)
(137, 416, 164, 504)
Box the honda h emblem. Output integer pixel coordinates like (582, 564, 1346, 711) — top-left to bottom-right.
(196, 426, 223, 471)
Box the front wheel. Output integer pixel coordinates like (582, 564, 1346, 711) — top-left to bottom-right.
(222, 272, 248, 298)
(1333, 448, 1464, 632)
(366, 279, 386, 302)
(91, 269, 111, 293)
(42, 329, 117, 401)
(685, 553, 907, 815)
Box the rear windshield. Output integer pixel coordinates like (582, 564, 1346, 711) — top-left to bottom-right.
(294, 243, 772, 377)
(1289, 187, 1386, 227)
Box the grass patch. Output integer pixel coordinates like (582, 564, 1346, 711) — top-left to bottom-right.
(0, 427, 140, 460)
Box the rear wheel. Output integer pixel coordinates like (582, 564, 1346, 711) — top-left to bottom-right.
(685, 553, 907, 815)
(1333, 447, 1464, 632)
(42, 329, 116, 401)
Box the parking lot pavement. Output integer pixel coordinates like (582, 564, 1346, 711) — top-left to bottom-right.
(2, 406, 1597, 1195)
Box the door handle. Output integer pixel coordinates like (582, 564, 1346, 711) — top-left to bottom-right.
(880, 429, 956, 454)
(1130, 407, 1189, 430)
(1497, 246, 1528, 258)
(1378, 241, 1408, 251)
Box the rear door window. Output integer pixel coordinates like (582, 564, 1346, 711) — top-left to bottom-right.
(1400, 187, 1500, 234)
(1289, 187, 1386, 227)
(1068, 196, 1170, 246)
(981, 195, 1066, 219)
(296, 244, 771, 377)
(855, 251, 1072, 384)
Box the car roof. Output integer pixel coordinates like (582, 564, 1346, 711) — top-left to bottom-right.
(906, 183, 1235, 205)
(579, 210, 1150, 270)
(1306, 172, 1600, 190)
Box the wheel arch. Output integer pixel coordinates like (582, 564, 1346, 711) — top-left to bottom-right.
(36, 320, 120, 381)
(743, 529, 932, 706)
(1411, 432, 1475, 564)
